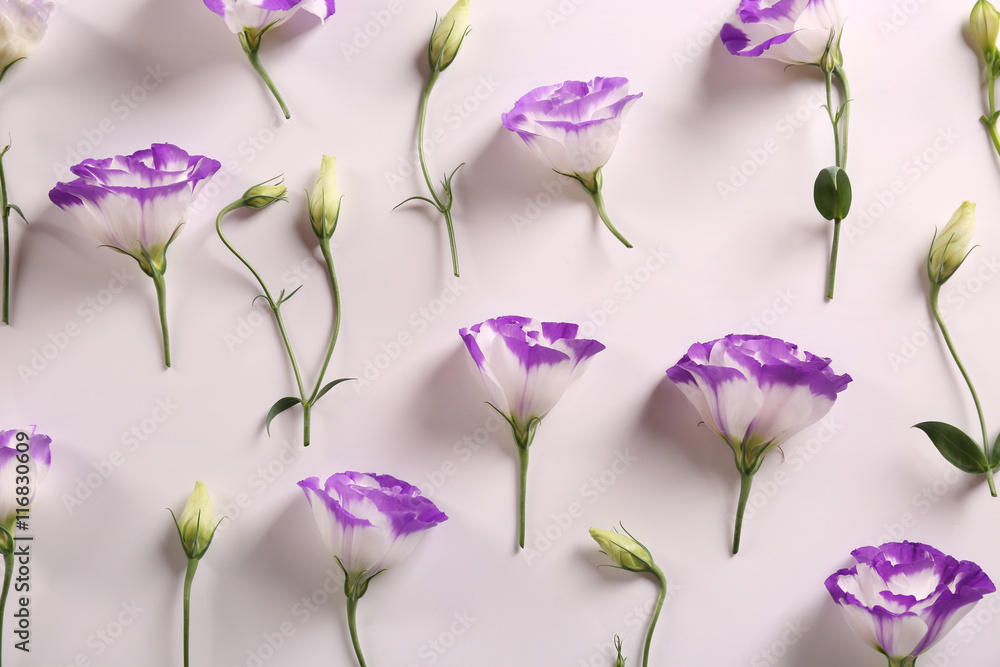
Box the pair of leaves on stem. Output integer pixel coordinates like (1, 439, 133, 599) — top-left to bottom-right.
(265, 378, 355, 435)
(914, 421, 1000, 474)
(814, 165, 852, 221)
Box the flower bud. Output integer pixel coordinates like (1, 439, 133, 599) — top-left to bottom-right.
(428, 0, 469, 72)
(972, 0, 1000, 58)
(929, 201, 976, 285)
(242, 180, 287, 209)
(614, 635, 626, 667)
(589, 526, 654, 573)
(308, 155, 341, 239)
(174, 481, 218, 559)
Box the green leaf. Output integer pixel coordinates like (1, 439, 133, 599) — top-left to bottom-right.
(813, 166, 853, 221)
(991, 433, 1000, 470)
(266, 396, 302, 435)
(913, 421, 989, 474)
(314, 377, 355, 403)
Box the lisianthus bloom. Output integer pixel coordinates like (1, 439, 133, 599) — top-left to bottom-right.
(667, 334, 851, 553)
(49, 143, 221, 367)
(0, 0, 53, 80)
(0, 427, 50, 547)
(204, 0, 334, 33)
(299, 472, 447, 667)
(460, 316, 604, 547)
(825, 541, 995, 667)
(203, 0, 335, 118)
(501, 77, 642, 247)
(721, 0, 845, 65)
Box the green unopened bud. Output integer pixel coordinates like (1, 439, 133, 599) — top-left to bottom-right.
(590, 526, 655, 573)
(929, 201, 976, 285)
(242, 180, 287, 209)
(308, 155, 341, 239)
(972, 0, 1000, 57)
(173, 481, 218, 560)
(428, 0, 469, 71)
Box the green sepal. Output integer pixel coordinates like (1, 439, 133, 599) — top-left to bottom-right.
(991, 433, 1000, 470)
(313, 377, 355, 404)
(813, 166, 852, 221)
(913, 421, 990, 474)
(266, 396, 302, 435)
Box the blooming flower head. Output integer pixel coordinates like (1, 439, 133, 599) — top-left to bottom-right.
(202, 0, 335, 33)
(667, 334, 851, 472)
(0, 427, 50, 549)
(298, 472, 447, 589)
(173, 481, 218, 560)
(460, 316, 605, 445)
(49, 143, 221, 276)
(928, 201, 976, 286)
(0, 0, 54, 80)
(501, 77, 642, 189)
(720, 0, 845, 65)
(825, 541, 995, 663)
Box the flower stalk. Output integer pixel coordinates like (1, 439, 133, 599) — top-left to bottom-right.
(928, 283, 996, 496)
(216, 174, 350, 446)
(822, 50, 851, 300)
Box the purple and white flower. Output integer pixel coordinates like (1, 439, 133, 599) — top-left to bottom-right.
(501, 77, 642, 247)
(299, 472, 446, 667)
(667, 334, 850, 553)
(460, 316, 605, 445)
(49, 143, 220, 274)
(825, 541, 995, 666)
(202, 0, 334, 33)
(460, 316, 604, 547)
(49, 143, 221, 367)
(501, 77, 642, 184)
(0, 427, 50, 543)
(202, 0, 335, 118)
(721, 0, 845, 65)
(298, 472, 447, 582)
(0, 0, 54, 79)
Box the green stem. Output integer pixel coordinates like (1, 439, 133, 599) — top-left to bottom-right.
(823, 64, 851, 301)
(150, 267, 171, 368)
(732, 472, 754, 554)
(641, 566, 667, 667)
(415, 69, 460, 277)
(0, 546, 13, 667)
(517, 444, 529, 549)
(1, 146, 10, 326)
(930, 284, 997, 496)
(183, 558, 199, 667)
(346, 595, 367, 667)
(587, 180, 632, 248)
(825, 218, 841, 300)
(244, 44, 290, 120)
(307, 238, 342, 402)
(216, 202, 307, 400)
(982, 63, 1000, 159)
